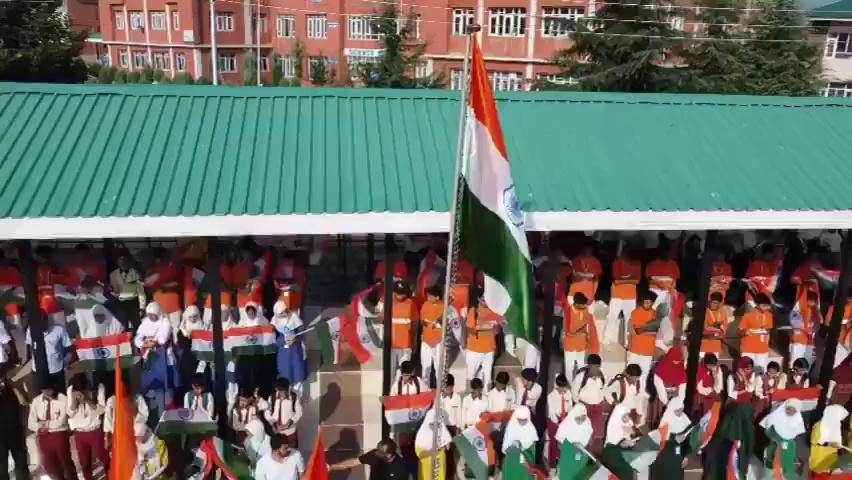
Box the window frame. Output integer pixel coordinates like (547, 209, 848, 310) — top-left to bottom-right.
(216, 12, 235, 32)
(452, 8, 474, 36)
(307, 14, 328, 39)
(175, 52, 187, 72)
(276, 15, 296, 38)
(489, 8, 527, 37)
(172, 11, 180, 31)
(218, 53, 237, 73)
(115, 11, 125, 30)
(150, 11, 167, 31)
(541, 7, 584, 38)
(129, 11, 145, 30)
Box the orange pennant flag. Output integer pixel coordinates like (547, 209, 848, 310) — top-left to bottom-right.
(109, 354, 137, 480)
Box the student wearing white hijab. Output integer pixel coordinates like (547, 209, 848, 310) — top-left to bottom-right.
(601, 404, 638, 478)
(135, 302, 179, 411)
(502, 405, 539, 454)
(179, 305, 208, 338)
(415, 409, 452, 480)
(554, 404, 595, 479)
(651, 397, 693, 479)
(240, 302, 269, 327)
(760, 399, 805, 479)
(76, 302, 123, 339)
(135, 423, 168, 480)
(243, 418, 271, 466)
(811, 405, 848, 474)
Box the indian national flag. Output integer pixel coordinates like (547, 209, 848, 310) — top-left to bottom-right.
(457, 37, 535, 349)
(621, 430, 661, 472)
(772, 386, 821, 411)
(453, 422, 494, 480)
(316, 316, 342, 365)
(480, 410, 513, 431)
(689, 400, 722, 451)
(75, 333, 137, 371)
(383, 391, 435, 433)
(340, 288, 382, 364)
(228, 325, 276, 356)
(191, 330, 230, 362)
(558, 442, 617, 480)
(155, 408, 218, 437)
(198, 437, 252, 480)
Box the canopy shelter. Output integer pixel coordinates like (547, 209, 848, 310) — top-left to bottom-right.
(2, 83, 852, 240)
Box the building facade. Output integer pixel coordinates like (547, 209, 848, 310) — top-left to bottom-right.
(92, 0, 586, 89)
(810, 0, 852, 96)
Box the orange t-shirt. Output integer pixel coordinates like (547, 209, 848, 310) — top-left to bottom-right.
(629, 307, 657, 356)
(451, 284, 470, 314)
(611, 257, 641, 300)
(564, 307, 593, 352)
(569, 255, 603, 300)
(700, 307, 729, 354)
(828, 304, 852, 346)
(740, 310, 773, 354)
(154, 291, 182, 314)
(420, 301, 444, 346)
(645, 259, 680, 290)
(391, 298, 418, 349)
(466, 307, 500, 353)
(204, 290, 233, 309)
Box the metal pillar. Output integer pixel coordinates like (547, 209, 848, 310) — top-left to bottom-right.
(536, 233, 556, 463)
(381, 234, 395, 439)
(818, 230, 852, 415)
(17, 240, 49, 378)
(207, 238, 229, 434)
(684, 230, 717, 411)
(366, 234, 375, 286)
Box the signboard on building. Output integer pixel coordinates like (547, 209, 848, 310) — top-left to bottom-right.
(343, 48, 385, 58)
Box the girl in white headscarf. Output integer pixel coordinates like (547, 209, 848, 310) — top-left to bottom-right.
(650, 397, 693, 479)
(272, 300, 307, 393)
(760, 398, 805, 478)
(179, 305, 208, 338)
(415, 409, 452, 480)
(554, 404, 596, 480)
(601, 404, 639, 479)
(243, 418, 271, 466)
(502, 406, 539, 454)
(135, 423, 168, 480)
(135, 302, 179, 409)
(810, 404, 848, 474)
(240, 302, 269, 327)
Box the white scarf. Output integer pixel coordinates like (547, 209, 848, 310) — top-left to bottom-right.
(415, 409, 452, 451)
(819, 405, 848, 444)
(555, 404, 593, 446)
(180, 305, 209, 337)
(759, 399, 805, 440)
(502, 406, 538, 453)
(243, 418, 271, 465)
(272, 301, 303, 334)
(659, 397, 692, 435)
(240, 302, 269, 326)
(606, 404, 634, 446)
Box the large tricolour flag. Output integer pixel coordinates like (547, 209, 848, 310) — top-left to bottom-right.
(76, 333, 137, 371)
(772, 386, 821, 412)
(453, 422, 494, 480)
(382, 391, 435, 433)
(457, 37, 535, 348)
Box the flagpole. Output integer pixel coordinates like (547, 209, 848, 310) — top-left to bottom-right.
(432, 23, 479, 479)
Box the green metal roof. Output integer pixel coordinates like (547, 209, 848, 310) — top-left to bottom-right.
(2, 83, 852, 237)
(809, 0, 852, 18)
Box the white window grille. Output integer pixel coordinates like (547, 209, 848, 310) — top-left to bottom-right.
(152, 51, 170, 70)
(216, 12, 234, 32)
(150, 11, 166, 30)
(115, 11, 125, 30)
(307, 15, 327, 39)
(488, 70, 523, 91)
(280, 55, 297, 77)
(175, 52, 187, 71)
(277, 15, 295, 37)
(489, 8, 526, 37)
(541, 7, 583, 37)
(349, 15, 382, 40)
(218, 53, 237, 72)
(452, 8, 474, 36)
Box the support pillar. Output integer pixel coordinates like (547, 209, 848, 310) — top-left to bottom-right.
(818, 230, 852, 416)
(684, 230, 717, 412)
(17, 240, 49, 379)
(381, 234, 395, 439)
(207, 238, 229, 435)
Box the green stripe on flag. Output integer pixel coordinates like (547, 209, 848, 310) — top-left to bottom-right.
(459, 180, 535, 346)
(77, 356, 139, 372)
(155, 420, 218, 437)
(231, 345, 276, 357)
(454, 432, 488, 480)
(316, 318, 337, 364)
(391, 421, 421, 434)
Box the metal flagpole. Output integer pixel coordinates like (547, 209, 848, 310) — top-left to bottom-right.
(210, 0, 219, 85)
(256, 0, 261, 86)
(431, 23, 479, 478)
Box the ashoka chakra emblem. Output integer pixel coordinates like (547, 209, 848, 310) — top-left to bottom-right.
(409, 409, 424, 421)
(95, 347, 110, 359)
(503, 185, 524, 227)
(177, 408, 193, 421)
(246, 335, 258, 345)
(473, 436, 486, 451)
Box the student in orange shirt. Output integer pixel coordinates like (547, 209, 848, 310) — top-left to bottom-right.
(569, 243, 603, 305)
(419, 285, 446, 385)
(790, 291, 819, 365)
(605, 248, 641, 346)
(387, 281, 417, 382)
(645, 248, 680, 348)
(739, 293, 774, 373)
(627, 292, 657, 376)
(700, 292, 730, 359)
(466, 292, 501, 387)
(563, 293, 599, 382)
(146, 248, 182, 343)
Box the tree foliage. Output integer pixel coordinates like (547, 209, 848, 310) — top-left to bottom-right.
(358, 6, 443, 88)
(0, 0, 88, 83)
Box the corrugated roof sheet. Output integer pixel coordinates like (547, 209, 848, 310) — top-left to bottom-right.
(2, 83, 852, 220)
(809, 0, 852, 17)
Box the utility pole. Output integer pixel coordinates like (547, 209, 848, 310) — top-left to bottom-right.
(256, 0, 261, 86)
(210, 0, 218, 85)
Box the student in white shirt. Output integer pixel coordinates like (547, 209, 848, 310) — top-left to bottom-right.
(232, 388, 261, 444)
(572, 354, 607, 450)
(29, 379, 78, 480)
(254, 434, 305, 480)
(103, 388, 149, 448)
(546, 374, 573, 467)
(487, 371, 516, 413)
(26, 318, 74, 392)
(605, 364, 646, 427)
(439, 374, 462, 434)
(516, 368, 542, 410)
(461, 378, 487, 429)
(264, 377, 302, 446)
(67, 376, 108, 480)
(183, 373, 215, 419)
(391, 360, 424, 395)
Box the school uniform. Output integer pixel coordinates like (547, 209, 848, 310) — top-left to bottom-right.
(26, 324, 72, 392)
(605, 375, 645, 426)
(515, 381, 542, 410)
(466, 307, 500, 387)
(546, 388, 573, 466)
(184, 391, 215, 418)
(29, 393, 77, 480)
(419, 300, 445, 383)
(563, 306, 598, 382)
(627, 307, 657, 376)
(264, 392, 302, 447)
(605, 256, 641, 345)
(67, 389, 108, 480)
(572, 368, 606, 451)
(230, 405, 259, 444)
(461, 394, 487, 429)
(645, 259, 680, 347)
(254, 451, 305, 480)
(387, 298, 418, 382)
(109, 267, 146, 328)
(739, 310, 773, 372)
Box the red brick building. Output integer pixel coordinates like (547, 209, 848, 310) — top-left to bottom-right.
(92, 0, 586, 89)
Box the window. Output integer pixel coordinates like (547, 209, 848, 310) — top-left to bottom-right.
(310, 56, 328, 68)
(826, 32, 852, 58)
(279, 55, 296, 77)
(259, 56, 270, 72)
(277, 15, 295, 37)
(347, 54, 380, 79)
(536, 72, 577, 86)
(669, 16, 685, 31)
(489, 8, 526, 37)
(119, 50, 129, 67)
(452, 8, 474, 36)
(488, 70, 523, 91)
(152, 51, 170, 70)
(307, 15, 327, 38)
(172, 11, 180, 30)
(824, 82, 852, 97)
(216, 12, 234, 32)
(218, 53, 237, 72)
(252, 15, 268, 33)
(129, 11, 145, 30)
(450, 68, 467, 90)
(349, 15, 382, 40)
(541, 7, 583, 37)
(132, 50, 148, 67)
(175, 52, 187, 71)
(415, 61, 430, 78)
(115, 11, 125, 30)
(150, 11, 166, 30)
